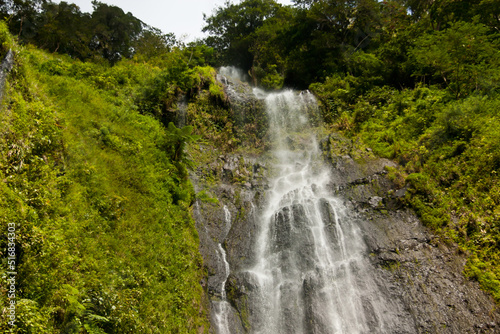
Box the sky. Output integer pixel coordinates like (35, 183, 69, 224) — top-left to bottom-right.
(53, 0, 294, 42)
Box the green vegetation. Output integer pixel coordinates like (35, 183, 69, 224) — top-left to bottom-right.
(347, 88, 500, 302)
(0, 20, 214, 332)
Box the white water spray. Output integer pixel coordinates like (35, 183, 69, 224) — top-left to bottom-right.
(246, 89, 393, 334)
(213, 206, 232, 334)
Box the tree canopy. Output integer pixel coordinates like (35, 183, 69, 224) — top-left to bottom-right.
(202, 0, 500, 89)
(0, 0, 178, 64)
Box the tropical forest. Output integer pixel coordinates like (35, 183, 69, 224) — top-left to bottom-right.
(1, 0, 500, 333)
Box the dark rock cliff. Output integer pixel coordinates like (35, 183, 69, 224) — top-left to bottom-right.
(191, 78, 500, 333)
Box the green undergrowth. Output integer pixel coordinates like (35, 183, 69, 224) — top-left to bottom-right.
(0, 35, 209, 333)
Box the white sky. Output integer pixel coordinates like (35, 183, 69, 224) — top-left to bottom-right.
(53, 0, 294, 42)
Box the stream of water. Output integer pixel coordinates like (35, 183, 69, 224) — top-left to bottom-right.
(244, 89, 393, 334)
(201, 66, 500, 334)
(210, 68, 397, 333)
(213, 205, 232, 334)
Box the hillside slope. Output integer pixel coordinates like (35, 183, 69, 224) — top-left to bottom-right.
(0, 24, 210, 333)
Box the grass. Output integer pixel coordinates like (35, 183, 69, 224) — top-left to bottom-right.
(0, 33, 209, 333)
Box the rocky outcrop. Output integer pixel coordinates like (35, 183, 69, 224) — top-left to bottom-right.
(217, 70, 268, 148)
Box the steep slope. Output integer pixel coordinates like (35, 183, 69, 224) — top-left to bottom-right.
(0, 32, 209, 333)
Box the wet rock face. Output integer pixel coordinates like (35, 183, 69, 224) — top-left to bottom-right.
(191, 152, 269, 333)
(192, 88, 499, 333)
(217, 72, 269, 148)
(269, 203, 320, 275)
(195, 138, 500, 333)
(359, 208, 500, 333)
(323, 135, 500, 334)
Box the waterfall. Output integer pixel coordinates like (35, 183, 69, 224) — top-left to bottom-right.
(219, 66, 250, 83)
(213, 206, 232, 334)
(245, 88, 393, 334)
(175, 95, 188, 128)
(197, 67, 500, 334)
(0, 49, 14, 103)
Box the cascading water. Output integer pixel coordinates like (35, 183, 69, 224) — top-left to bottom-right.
(213, 206, 232, 334)
(175, 95, 188, 128)
(245, 89, 395, 334)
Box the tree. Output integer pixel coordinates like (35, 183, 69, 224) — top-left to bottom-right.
(397, 0, 434, 21)
(282, 0, 382, 87)
(248, 4, 294, 87)
(89, 1, 143, 64)
(474, 0, 500, 31)
(410, 21, 500, 98)
(203, 0, 283, 70)
(0, 0, 47, 41)
(37, 1, 91, 59)
(165, 122, 200, 163)
(133, 27, 176, 62)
